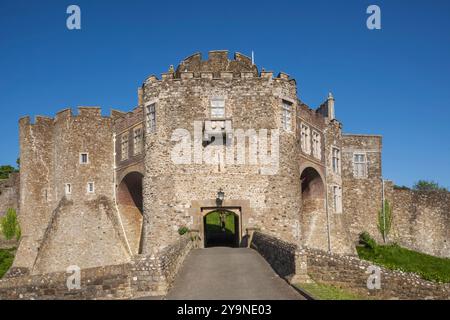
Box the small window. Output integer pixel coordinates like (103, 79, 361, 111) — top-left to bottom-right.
(211, 98, 225, 118)
(333, 186, 342, 213)
(312, 131, 321, 159)
(133, 127, 143, 155)
(87, 182, 95, 194)
(65, 183, 72, 195)
(353, 153, 367, 178)
(80, 153, 89, 164)
(146, 103, 156, 133)
(300, 123, 311, 154)
(281, 101, 292, 131)
(121, 133, 129, 161)
(332, 147, 341, 174)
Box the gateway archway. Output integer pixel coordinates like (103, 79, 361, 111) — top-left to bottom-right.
(117, 171, 144, 254)
(300, 167, 328, 251)
(203, 210, 240, 248)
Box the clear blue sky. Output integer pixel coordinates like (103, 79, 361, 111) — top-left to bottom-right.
(1, 0, 449, 188)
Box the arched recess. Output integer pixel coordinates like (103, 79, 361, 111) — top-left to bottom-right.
(203, 210, 240, 248)
(117, 171, 144, 255)
(300, 167, 328, 251)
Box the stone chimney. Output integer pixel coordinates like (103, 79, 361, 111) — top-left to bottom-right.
(327, 92, 335, 120)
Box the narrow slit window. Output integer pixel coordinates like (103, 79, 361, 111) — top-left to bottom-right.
(65, 183, 72, 195)
(80, 153, 88, 164)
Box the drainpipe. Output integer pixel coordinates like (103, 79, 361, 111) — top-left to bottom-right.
(113, 132, 133, 256)
(324, 129, 332, 253)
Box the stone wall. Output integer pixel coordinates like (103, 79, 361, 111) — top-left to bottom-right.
(305, 247, 450, 300)
(0, 234, 194, 299)
(14, 108, 129, 274)
(251, 231, 449, 300)
(386, 185, 450, 257)
(0, 172, 19, 217)
(342, 134, 384, 244)
(130, 233, 195, 297)
(141, 51, 305, 254)
(0, 172, 19, 246)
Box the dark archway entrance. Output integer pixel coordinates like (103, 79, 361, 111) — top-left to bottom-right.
(300, 167, 328, 251)
(117, 171, 144, 254)
(203, 210, 239, 248)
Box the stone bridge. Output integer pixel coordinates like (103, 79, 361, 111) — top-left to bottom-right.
(164, 247, 304, 300)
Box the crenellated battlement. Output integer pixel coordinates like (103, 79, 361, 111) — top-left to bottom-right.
(143, 51, 296, 85)
(19, 107, 122, 128)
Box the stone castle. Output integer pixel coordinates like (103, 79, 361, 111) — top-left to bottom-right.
(4, 50, 449, 279)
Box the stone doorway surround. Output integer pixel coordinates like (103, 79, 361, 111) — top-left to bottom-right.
(188, 199, 253, 248)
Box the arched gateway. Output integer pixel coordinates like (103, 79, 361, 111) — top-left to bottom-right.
(300, 167, 329, 251)
(117, 171, 144, 254)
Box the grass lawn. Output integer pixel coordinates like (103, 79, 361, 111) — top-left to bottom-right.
(357, 244, 450, 283)
(296, 282, 367, 300)
(205, 211, 235, 234)
(0, 248, 15, 278)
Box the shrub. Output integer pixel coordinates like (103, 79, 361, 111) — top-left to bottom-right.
(359, 232, 377, 250)
(178, 226, 189, 236)
(0, 208, 21, 241)
(377, 200, 393, 243)
(413, 180, 448, 192)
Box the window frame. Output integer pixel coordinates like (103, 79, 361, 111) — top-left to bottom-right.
(332, 147, 341, 174)
(87, 182, 95, 194)
(121, 133, 129, 161)
(79, 153, 89, 165)
(281, 100, 292, 131)
(210, 97, 225, 119)
(146, 103, 156, 133)
(333, 185, 343, 214)
(300, 123, 311, 154)
(65, 183, 72, 195)
(133, 126, 143, 155)
(353, 152, 368, 178)
(312, 130, 321, 159)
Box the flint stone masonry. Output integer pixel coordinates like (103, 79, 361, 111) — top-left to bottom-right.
(2, 49, 447, 295)
(251, 232, 449, 300)
(305, 247, 450, 300)
(0, 234, 193, 299)
(386, 187, 450, 257)
(0, 172, 19, 217)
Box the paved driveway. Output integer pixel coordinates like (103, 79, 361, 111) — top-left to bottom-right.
(165, 247, 304, 300)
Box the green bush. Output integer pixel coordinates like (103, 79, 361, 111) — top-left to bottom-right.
(359, 231, 377, 250)
(178, 226, 189, 236)
(0, 165, 17, 180)
(413, 180, 448, 192)
(0, 208, 21, 241)
(377, 200, 393, 243)
(0, 248, 15, 278)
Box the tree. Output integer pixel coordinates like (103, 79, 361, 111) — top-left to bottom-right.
(0, 208, 21, 241)
(0, 165, 16, 180)
(377, 200, 393, 243)
(413, 180, 447, 192)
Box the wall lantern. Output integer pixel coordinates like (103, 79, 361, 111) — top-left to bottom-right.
(216, 189, 225, 207)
